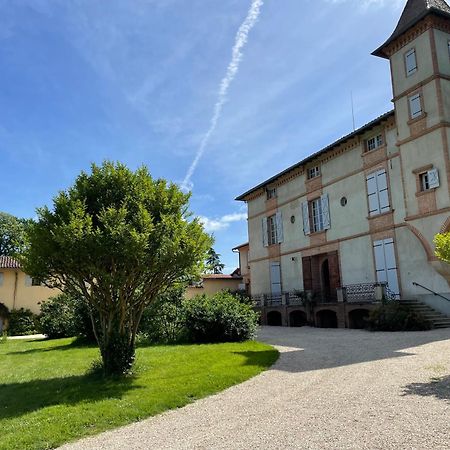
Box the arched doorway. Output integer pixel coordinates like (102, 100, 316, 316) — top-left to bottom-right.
(316, 310, 338, 328)
(321, 259, 331, 300)
(348, 309, 370, 329)
(289, 310, 307, 327)
(267, 311, 282, 326)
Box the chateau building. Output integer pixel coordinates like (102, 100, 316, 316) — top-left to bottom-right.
(235, 0, 450, 328)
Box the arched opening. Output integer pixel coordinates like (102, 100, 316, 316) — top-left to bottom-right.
(316, 309, 338, 328)
(321, 259, 331, 300)
(289, 310, 307, 327)
(267, 311, 282, 326)
(348, 309, 370, 329)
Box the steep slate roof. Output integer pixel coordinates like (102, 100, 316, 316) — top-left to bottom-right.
(236, 110, 395, 202)
(0, 256, 21, 269)
(373, 0, 450, 58)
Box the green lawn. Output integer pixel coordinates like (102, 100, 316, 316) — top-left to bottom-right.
(0, 338, 278, 450)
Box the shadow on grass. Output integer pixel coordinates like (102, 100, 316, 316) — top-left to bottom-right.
(0, 372, 140, 420)
(233, 349, 279, 368)
(5, 338, 96, 356)
(402, 375, 450, 404)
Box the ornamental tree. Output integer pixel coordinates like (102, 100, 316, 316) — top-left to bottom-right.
(435, 232, 450, 264)
(21, 162, 212, 375)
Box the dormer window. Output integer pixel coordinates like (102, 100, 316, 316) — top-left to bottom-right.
(405, 49, 417, 76)
(266, 187, 277, 200)
(307, 166, 321, 180)
(366, 134, 383, 152)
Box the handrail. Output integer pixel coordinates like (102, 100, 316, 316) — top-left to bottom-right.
(413, 282, 450, 302)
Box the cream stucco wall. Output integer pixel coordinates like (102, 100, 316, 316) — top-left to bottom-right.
(0, 269, 59, 314)
(185, 278, 242, 300)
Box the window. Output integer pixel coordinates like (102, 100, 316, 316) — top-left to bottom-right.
(262, 212, 283, 247)
(266, 187, 277, 200)
(367, 169, 390, 216)
(267, 214, 277, 245)
(302, 194, 330, 235)
(311, 198, 324, 233)
(366, 134, 383, 152)
(409, 93, 423, 119)
(25, 275, 41, 287)
(405, 49, 417, 76)
(307, 166, 321, 180)
(0, 272, 3, 286)
(373, 238, 400, 298)
(419, 168, 440, 191)
(270, 262, 282, 296)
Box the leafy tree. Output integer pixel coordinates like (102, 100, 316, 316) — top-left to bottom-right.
(435, 233, 450, 264)
(21, 161, 212, 375)
(205, 247, 225, 274)
(0, 212, 28, 256)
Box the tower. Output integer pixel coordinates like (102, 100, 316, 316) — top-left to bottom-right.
(373, 0, 450, 217)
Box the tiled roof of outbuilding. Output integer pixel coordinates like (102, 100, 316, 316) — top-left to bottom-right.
(373, 0, 450, 58)
(0, 256, 21, 269)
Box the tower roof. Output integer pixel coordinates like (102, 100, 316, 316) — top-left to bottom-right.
(373, 0, 450, 58)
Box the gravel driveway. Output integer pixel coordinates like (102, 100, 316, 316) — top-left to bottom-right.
(60, 327, 450, 450)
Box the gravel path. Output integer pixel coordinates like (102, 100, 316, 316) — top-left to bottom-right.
(60, 327, 450, 450)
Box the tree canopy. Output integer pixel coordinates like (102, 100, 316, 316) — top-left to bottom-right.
(435, 232, 450, 264)
(22, 161, 212, 375)
(206, 247, 225, 274)
(0, 212, 28, 256)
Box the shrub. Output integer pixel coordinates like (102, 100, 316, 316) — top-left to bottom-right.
(8, 308, 39, 336)
(40, 293, 98, 341)
(139, 287, 186, 344)
(367, 302, 431, 332)
(39, 294, 78, 339)
(183, 291, 258, 343)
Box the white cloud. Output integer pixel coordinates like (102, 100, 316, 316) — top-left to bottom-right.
(181, 0, 264, 191)
(199, 212, 247, 232)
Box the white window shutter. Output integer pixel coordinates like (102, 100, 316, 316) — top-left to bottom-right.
(367, 174, 380, 216)
(321, 194, 331, 230)
(376, 170, 390, 213)
(270, 262, 282, 295)
(276, 212, 284, 244)
(427, 168, 440, 189)
(302, 201, 311, 236)
(262, 218, 269, 247)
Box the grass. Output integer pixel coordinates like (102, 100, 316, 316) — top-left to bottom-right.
(0, 338, 278, 450)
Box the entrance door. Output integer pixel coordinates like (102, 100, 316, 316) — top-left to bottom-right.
(321, 259, 331, 299)
(373, 238, 400, 297)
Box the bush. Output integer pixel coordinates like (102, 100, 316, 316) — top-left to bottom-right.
(40, 293, 98, 341)
(8, 308, 39, 336)
(367, 302, 431, 332)
(39, 294, 78, 339)
(183, 291, 258, 343)
(139, 287, 186, 344)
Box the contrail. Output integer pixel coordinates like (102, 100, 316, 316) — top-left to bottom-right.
(181, 0, 264, 192)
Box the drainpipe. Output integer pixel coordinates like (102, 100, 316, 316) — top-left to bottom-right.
(13, 271, 18, 310)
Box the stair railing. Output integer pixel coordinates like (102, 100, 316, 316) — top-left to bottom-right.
(412, 282, 450, 302)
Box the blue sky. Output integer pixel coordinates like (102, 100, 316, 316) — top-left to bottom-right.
(0, 0, 406, 271)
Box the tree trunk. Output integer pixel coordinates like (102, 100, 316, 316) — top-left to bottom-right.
(99, 318, 136, 376)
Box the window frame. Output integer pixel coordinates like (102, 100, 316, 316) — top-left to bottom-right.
(307, 166, 321, 180)
(419, 171, 430, 192)
(405, 48, 418, 77)
(267, 214, 278, 246)
(310, 198, 324, 233)
(266, 187, 277, 200)
(365, 134, 384, 152)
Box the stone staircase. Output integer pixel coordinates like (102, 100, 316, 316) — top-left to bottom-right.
(399, 299, 450, 329)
